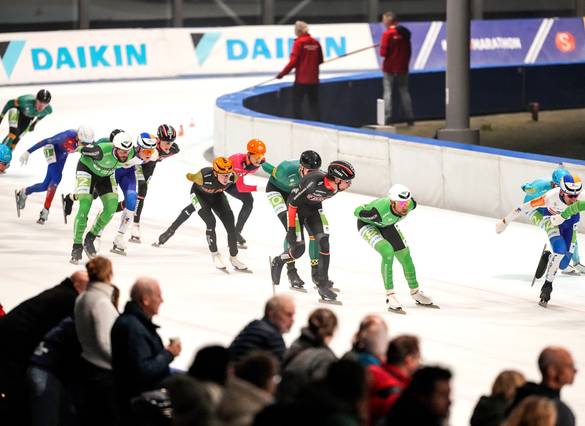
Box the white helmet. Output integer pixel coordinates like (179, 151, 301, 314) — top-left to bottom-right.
(77, 125, 94, 144)
(137, 132, 157, 150)
(388, 184, 412, 202)
(112, 132, 133, 151)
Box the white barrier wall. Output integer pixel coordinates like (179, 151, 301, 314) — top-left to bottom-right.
(213, 104, 585, 230)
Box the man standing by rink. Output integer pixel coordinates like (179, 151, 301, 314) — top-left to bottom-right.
(276, 21, 324, 121)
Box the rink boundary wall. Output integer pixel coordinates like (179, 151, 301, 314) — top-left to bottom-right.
(214, 80, 585, 231)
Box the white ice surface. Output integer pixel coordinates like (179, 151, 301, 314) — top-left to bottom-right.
(1, 78, 584, 425)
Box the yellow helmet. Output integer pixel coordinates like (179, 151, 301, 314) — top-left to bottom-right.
(213, 156, 233, 174)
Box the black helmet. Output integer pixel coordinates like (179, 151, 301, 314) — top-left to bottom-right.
(109, 128, 124, 142)
(36, 89, 51, 104)
(327, 160, 355, 180)
(157, 124, 177, 142)
(299, 150, 321, 170)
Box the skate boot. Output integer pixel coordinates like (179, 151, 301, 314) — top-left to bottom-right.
(317, 280, 339, 304)
(311, 265, 320, 285)
(15, 189, 27, 217)
(236, 233, 247, 249)
(386, 290, 405, 314)
(562, 265, 579, 275)
(153, 228, 175, 247)
(410, 288, 436, 307)
(111, 234, 127, 256)
(37, 208, 49, 225)
(287, 264, 305, 289)
(83, 232, 98, 259)
(70, 244, 83, 264)
(230, 256, 249, 271)
(270, 256, 286, 285)
(211, 252, 227, 272)
(573, 263, 585, 274)
(539, 280, 553, 307)
(129, 223, 141, 243)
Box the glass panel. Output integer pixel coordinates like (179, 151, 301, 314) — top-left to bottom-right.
(183, 0, 262, 27)
(90, 0, 173, 29)
(275, 0, 368, 25)
(0, 0, 78, 32)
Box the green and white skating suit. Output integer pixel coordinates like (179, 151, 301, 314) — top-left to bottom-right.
(0, 94, 53, 150)
(354, 197, 419, 291)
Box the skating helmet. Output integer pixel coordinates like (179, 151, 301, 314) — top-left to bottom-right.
(77, 126, 95, 144)
(112, 132, 133, 151)
(157, 124, 177, 142)
(560, 175, 582, 196)
(388, 184, 412, 202)
(0, 143, 12, 165)
(299, 150, 321, 170)
(213, 156, 233, 174)
(246, 138, 266, 155)
(36, 89, 51, 104)
(552, 167, 570, 187)
(327, 160, 355, 181)
(137, 132, 158, 150)
(109, 129, 124, 142)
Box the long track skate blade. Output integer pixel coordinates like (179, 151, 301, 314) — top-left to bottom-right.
(61, 194, 68, 224)
(388, 307, 407, 315)
(416, 302, 440, 309)
(313, 286, 341, 293)
(70, 258, 81, 265)
(319, 299, 342, 306)
(289, 286, 308, 293)
(83, 248, 96, 260)
(561, 269, 580, 276)
(15, 190, 20, 218)
(218, 267, 230, 274)
(538, 300, 548, 308)
(152, 242, 162, 248)
(234, 268, 253, 273)
(129, 237, 141, 244)
(110, 248, 127, 256)
(237, 244, 248, 249)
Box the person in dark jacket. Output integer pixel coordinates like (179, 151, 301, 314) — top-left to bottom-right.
(385, 366, 452, 426)
(508, 346, 576, 426)
(380, 11, 414, 125)
(278, 308, 338, 402)
(229, 295, 295, 363)
(470, 370, 525, 426)
(276, 20, 324, 121)
(111, 277, 182, 423)
(0, 270, 88, 425)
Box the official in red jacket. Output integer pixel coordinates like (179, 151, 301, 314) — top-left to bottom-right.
(380, 11, 414, 125)
(277, 21, 324, 121)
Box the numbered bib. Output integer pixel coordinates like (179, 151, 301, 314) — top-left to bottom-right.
(43, 144, 57, 164)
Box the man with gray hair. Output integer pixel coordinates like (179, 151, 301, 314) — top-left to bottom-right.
(111, 277, 181, 421)
(276, 20, 324, 121)
(509, 346, 576, 425)
(229, 295, 296, 363)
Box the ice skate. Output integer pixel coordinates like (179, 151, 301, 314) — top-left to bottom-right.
(573, 263, 585, 274)
(317, 281, 342, 305)
(386, 291, 405, 314)
(270, 256, 285, 285)
(83, 232, 98, 259)
(70, 244, 83, 264)
(110, 234, 127, 256)
(129, 223, 141, 244)
(61, 194, 73, 224)
(212, 252, 229, 273)
(15, 189, 26, 217)
(36, 208, 49, 225)
(152, 228, 175, 247)
(562, 265, 579, 275)
(539, 280, 553, 307)
(287, 266, 307, 292)
(411, 288, 439, 308)
(230, 256, 251, 272)
(236, 233, 247, 249)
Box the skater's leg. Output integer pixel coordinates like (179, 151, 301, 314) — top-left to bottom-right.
(213, 194, 238, 257)
(267, 190, 288, 228)
(198, 203, 218, 253)
(227, 186, 254, 235)
(304, 210, 329, 282)
(74, 195, 92, 244)
(90, 192, 118, 236)
(359, 223, 396, 290)
(134, 180, 148, 224)
(42, 163, 64, 210)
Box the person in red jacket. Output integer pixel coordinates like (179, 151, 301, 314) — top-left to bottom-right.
(276, 21, 324, 121)
(380, 11, 414, 126)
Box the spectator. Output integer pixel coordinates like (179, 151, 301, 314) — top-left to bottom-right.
(111, 277, 181, 422)
(276, 20, 324, 121)
(217, 351, 278, 426)
(343, 314, 389, 366)
(74, 256, 120, 426)
(229, 295, 295, 363)
(503, 396, 557, 426)
(278, 308, 338, 402)
(380, 11, 414, 126)
(509, 346, 576, 426)
(0, 270, 88, 425)
(471, 370, 526, 426)
(385, 366, 452, 426)
(368, 335, 421, 425)
(187, 345, 230, 406)
(26, 317, 82, 426)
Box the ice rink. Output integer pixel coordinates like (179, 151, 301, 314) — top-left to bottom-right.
(1, 77, 584, 425)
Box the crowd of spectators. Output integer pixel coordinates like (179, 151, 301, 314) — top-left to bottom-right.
(0, 255, 578, 426)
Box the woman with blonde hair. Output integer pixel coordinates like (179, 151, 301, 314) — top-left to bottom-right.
(502, 396, 557, 426)
(471, 370, 526, 426)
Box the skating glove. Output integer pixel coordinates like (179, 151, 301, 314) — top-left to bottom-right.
(19, 151, 30, 166)
(550, 214, 565, 226)
(286, 227, 297, 246)
(495, 218, 508, 234)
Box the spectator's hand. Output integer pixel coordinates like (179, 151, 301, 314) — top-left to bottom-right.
(167, 339, 182, 357)
(20, 151, 30, 166)
(276, 72, 285, 80)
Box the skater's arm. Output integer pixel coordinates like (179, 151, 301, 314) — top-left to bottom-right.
(561, 200, 585, 219)
(79, 144, 103, 160)
(186, 171, 203, 185)
(0, 99, 17, 116)
(261, 161, 275, 175)
(277, 38, 300, 78)
(26, 132, 64, 153)
(356, 206, 383, 225)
